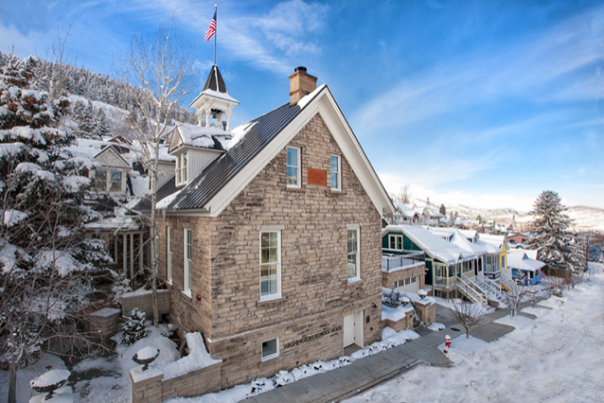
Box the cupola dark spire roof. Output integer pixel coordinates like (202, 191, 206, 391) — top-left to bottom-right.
(203, 64, 228, 94)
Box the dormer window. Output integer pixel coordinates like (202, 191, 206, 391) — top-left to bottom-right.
(176, 153, 188, 186)
(94, 169, 125, 193)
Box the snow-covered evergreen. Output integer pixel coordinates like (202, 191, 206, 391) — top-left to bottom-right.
(526, 190, 584, 271)
(0, 53, 111, 399)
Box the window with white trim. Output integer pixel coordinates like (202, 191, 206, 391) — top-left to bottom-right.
(330, 155, 341, 190)
(167, 226, 173, 283)
(261, 338, 279, 361)
(389, 234, 402, 250)
(286, 147, 300, 188)
(176, 153, 188, 186)
(95, 169, 124, 193)
(347, 226, 360, 281)
(260, 231, 281, 300)
(184, 228, 192, 294)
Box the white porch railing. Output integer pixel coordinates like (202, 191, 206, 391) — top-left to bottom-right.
(457, 276, 487, 305)
(475, 273, 502, 299)
(382, 251, 425, 272)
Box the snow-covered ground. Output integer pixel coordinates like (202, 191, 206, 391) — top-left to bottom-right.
(345, 263, 604, 403)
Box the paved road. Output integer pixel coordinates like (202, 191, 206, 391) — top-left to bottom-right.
(243, 300, 541, 403)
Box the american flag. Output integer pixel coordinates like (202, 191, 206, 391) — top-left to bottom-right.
(205, 10, 216, 41)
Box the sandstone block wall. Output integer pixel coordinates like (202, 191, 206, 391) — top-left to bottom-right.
(131, 363, 222, 403)
(383, 308, 414, 332)
(156, 113, 384, 389)
(414, 299, 436, 326)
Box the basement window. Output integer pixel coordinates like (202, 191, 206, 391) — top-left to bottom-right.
(261, 338, 279, 361)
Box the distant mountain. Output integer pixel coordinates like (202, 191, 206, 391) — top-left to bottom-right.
(403, 196, 604, 232)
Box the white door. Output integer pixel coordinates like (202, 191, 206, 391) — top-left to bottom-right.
(343, 311, 364, 348)
(343, 314, 355, 347)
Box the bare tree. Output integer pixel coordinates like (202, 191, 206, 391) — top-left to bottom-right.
(49, 23, 74, 99)
(119, 18, 195, 326)
(543, 275, 566, 298)
(502, 282, 527, 318)
(450, 299, 483, 338)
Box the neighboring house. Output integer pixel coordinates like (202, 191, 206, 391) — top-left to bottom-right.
(479, 233, 510, 277)
(421, 208, 445, 227)
(69, 137, 157, 277)
(383, 225, 476, 299)
(506, 232, 528, 245)
(507, 249, 545, 285)
(136, 65, 395, 389)
(382, 225, 505, 304)
(391, 203, 421, 226)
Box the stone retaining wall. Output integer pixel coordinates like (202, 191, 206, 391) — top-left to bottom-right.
(130, 362, 222, 403)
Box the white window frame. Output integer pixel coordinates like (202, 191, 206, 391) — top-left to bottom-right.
(330, 155, 341, 191)
(259, 231, 281, 301)
(167, 226, 173, 284)
(286, 146, 301, 188)
(347, 224, 361, 282)
(94, 169, 124, 193)
(176, 152, 188, 187)
(388, 234, 403, 250)
(261, 338, 279, 361)
(183, 228, 192, 296)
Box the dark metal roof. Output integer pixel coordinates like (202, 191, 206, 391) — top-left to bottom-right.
(133, 175, 177, 211)
(135, 86, 325, 213)
(203, 65, 228, 93)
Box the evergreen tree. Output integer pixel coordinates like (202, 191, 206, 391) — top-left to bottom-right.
(526, 191, 583, 271)
(77, 99, 94, 138)
(92, 108, 110, 139)
(439, 203, 446, 216)
(0, 54, 110, 402)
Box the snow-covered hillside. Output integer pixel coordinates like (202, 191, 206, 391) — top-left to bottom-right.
(405, 196, 604, 232)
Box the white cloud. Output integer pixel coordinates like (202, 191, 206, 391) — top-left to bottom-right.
(351, 5, 604, 136)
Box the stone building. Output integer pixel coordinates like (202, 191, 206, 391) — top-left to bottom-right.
(136, 65, 395, 389)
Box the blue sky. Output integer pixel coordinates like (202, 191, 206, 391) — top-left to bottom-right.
(2, 0, 603, 211)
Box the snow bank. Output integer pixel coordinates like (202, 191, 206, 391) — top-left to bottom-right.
(160, 333, 221, 380)
(345, 263, 604, 403)
(428, 322, 445, 332)
(382, 304, 414, 322)
(30, 369, 70, 388)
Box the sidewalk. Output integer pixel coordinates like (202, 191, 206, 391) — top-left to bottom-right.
(243, 300, 540, 403)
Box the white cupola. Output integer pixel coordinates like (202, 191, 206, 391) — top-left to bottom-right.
(189, 65, 239, 131)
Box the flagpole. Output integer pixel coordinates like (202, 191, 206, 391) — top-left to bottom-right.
(214, 4, 217, 65)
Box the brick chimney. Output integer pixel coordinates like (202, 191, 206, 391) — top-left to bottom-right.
(289, 66, 317, 104)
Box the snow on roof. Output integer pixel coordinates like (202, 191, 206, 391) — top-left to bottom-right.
(427, 227, 490, 256)
(297, 84, 327, 109)
(479, 234, 506, 250)
(175, 124, 232, 149)
(221, 121, 258, 151)
(394, 203, 419, 218)
(69, 138, 137, 165)
(507, 249, 546, 271)
(85, 215, 142, 231)
(158, 145, 175, 162)
(385, 225, 473, 264)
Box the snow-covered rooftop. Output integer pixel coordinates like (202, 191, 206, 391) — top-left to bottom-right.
(507, 249, 546, 272)
(385, 225, 475, 264)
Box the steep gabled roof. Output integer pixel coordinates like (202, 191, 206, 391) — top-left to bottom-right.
(137, 84, 395, 217)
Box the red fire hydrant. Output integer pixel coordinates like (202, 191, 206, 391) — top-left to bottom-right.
(444, 335, 452, 354)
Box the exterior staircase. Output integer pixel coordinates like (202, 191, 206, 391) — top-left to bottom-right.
(457, 273, 488, 305)
(497, 273, 516, 293)
(475, 273, 503, 300)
